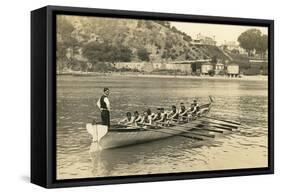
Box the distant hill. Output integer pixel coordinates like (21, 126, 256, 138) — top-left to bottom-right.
(57, 15, 229, 72)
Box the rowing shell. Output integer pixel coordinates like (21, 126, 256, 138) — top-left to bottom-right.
(86, 103, 211, 150)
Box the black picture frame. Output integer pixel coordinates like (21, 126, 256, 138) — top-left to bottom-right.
(31, 5, 274, 188)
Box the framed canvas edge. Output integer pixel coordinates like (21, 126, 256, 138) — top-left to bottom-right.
(33, 5, 274, 188)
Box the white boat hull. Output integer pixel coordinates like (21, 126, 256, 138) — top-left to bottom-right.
(99, 120, 203, 149)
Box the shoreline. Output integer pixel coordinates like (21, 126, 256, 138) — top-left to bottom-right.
(57, 72, 268, 81)
(115, 73, 268, 81)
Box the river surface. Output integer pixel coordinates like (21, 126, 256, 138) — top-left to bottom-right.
(56, 75, 268, 180)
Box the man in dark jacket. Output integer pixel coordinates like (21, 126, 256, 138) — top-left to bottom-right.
(96, 88, 111, 127)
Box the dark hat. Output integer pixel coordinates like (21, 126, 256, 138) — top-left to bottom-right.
(172, 105, 176, 108)
(192, 100, 197, 104)
(104, 87, 109, 92)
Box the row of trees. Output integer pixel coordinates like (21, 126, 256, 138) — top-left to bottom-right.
(237, 29, 268, 58)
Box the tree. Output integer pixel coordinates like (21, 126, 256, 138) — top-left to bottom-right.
(114, 45, 133, 62)
(237, 29, 262, 56)
(256, 34, 268, 59)
(171, 26, 178, 32)
(56, 16, 78, 71)
(57, 16, 75, 37)
(155, 21, 171, 28)
(183, 35, 192, 42)
(211, 55, 218, 64)
(82, 42, 132, 70)
(137, 47, 150, 61)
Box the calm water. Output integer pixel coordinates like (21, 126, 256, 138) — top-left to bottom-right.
(56, 75, 268, 179)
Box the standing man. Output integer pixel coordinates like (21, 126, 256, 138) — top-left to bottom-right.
(96, 88, 111, 127)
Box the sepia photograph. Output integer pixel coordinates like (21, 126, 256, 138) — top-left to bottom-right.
(56, 14, 269, 180)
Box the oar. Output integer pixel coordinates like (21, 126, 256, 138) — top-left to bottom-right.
(178, 116, 238, 129)
(185, 130, 215, 138)
(210, 125, 234, 131)
(162, 125, 215, 138)
(178, 116, 239, 129)
(128, 124, 204, 141)
(155, 119, 222, 134)
(157, 117, 237, 133)
(150, 129, 205, 141)
(157, 123, 215, 138)
(195, 126, 224, 134)
(202, 116, 241, 125)
(200, 119, 239, 129)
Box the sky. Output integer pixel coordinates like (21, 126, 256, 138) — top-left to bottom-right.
(171, 21, 268, 45)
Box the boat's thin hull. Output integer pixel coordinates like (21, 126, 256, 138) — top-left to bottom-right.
(99, 119, 204, 149)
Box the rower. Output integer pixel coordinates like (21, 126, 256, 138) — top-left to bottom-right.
(188, 100, 200, 119)
(192, 100, 200, 116)
(133, 111, 142, 124)
(152, 108, 162, 121)
(179, 102, 188, 121)
(118, 112, 134, 125)
(159, 108, 167, 122)
(139, 111, 152, 125)
(154, 108, 168, 126)
(167, 105, 179, 122)
(146, 108, 154, 121)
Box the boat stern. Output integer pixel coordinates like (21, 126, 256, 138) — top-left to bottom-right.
(86, 123, 108, 142)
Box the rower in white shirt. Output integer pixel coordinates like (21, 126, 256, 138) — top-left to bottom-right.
(118, 112, 134, 125)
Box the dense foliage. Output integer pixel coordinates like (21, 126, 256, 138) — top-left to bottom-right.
(237, 29, 268, 57)
(83, 42, 132, 63)
(137, 47, 150, 61)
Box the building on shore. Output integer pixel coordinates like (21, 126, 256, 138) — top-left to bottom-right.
(222, 41, 247, 55)
(114, 62, 145, 71)
(215, 62, 225, 75)
(227, 62, 239, 77)
(201, 62, 214, 75)
(166, 63, 192, 73)
(191, 33, 217, 46)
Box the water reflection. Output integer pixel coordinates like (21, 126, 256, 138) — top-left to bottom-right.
(56, 76, 268, 179)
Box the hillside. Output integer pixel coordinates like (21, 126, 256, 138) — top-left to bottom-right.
(57, 15, 228, 72)
(195, 45, 231, 61)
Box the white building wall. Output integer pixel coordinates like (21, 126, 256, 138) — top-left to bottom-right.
(227, 65, 239, 74)
(201, 64, 213, 74)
